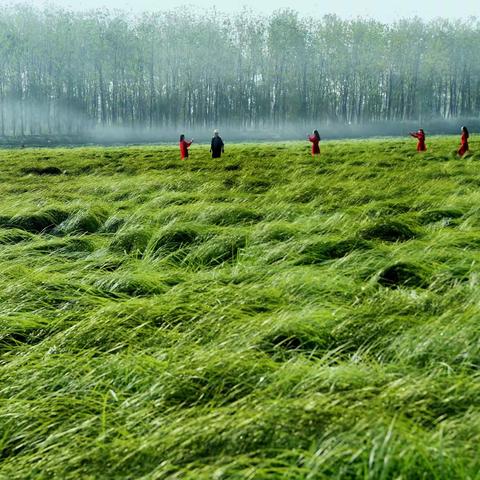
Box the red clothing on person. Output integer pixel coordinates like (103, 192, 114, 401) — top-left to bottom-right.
(458, 132, 469, 156)
(179, 139, 192, 159)
(410, 131, 426, 151)
(308, 135, 320, 155)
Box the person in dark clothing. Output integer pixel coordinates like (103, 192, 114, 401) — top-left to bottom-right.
(210, 130, 225, 158)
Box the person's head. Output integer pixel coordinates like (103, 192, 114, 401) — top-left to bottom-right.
(214, 129, 219, 137)
(419, 129, 424, 135)
(180, 134, 185, 142)
(313, 129, 320, 140)
(462, 126, 469, 136)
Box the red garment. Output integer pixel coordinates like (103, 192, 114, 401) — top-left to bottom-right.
(458, 132, 469, 156)
(308, 135, 320, 155)
(179, 139, 192, 159)
(410, 131, 426, 151)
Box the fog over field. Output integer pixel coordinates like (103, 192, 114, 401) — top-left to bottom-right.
(0, 5, 479, 145)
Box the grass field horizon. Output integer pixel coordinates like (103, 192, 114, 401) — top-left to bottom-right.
(1, 137, 479, 479)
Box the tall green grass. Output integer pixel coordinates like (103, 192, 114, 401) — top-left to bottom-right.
(0, 137, 479, 478)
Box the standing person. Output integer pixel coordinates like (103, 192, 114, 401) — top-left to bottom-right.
(410, 129, 426, 152)
(179, 134, 193, 160)
(308, 130, 321, 157)
(458, 126, 470, 157)
(210, 129, 225, 159)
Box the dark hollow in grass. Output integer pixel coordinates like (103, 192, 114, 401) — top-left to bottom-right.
(0, 228, 34, 244)
(78, 162, 103, 174)
(61, 238, 96, 253)
(162, 360, 271, 407)
(222, 176, 239, 189)
(149, 225, 200, 254)
(418, 209, 463, 225)
(360, 220, 417, 242)
(240, 177, 272, 193)
(224, 163, 241, 171)
(110, 228, 152, 255)
(261, 327, 333, 359)
(88, 259, 125, 272)
(7, 208, 70, 233)
(378, 262, 428, 289)
(287, 186, 320, 204)
(0, 314, 51, 352)
(21, 166, 63, 176)
(0, 329, 49, 351)
(367, 202, 413, 217)
(296, 238, 370, 264)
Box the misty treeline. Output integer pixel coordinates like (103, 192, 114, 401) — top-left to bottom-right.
(1, 6, 480, 137)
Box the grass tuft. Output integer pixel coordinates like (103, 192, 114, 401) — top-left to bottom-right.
(185, 233, 247, 266)
(360, 219, 417, 242)
(199, 206, 263, 226)
(7, 208, 70, 233)
(418, 208, 463, 225)
(101, 215, 126, 233)
(296, 237, 370, 264)
(148, 224, 201, 254)
(0, 228, 34, 244)
(110, 227, 152, 255)
(57, 208, 108, 234)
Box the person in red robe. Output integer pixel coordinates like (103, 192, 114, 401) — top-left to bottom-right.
(308, 130, 321, 156)
(179, 134, 193, 160)
(409, 129, 426, 151)
(458, 126, 469, 156)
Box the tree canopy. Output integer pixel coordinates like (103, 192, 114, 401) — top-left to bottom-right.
(0, 6, 479, 136)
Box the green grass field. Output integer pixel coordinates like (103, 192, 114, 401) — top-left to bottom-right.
(0, 138, 479, 479)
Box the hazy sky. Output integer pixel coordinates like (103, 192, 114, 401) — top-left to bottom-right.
(4, 0, 479, 21)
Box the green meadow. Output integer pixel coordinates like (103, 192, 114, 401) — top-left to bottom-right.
(0, 138, 479, 479)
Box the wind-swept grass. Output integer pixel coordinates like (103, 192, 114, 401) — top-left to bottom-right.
(0, 137, 479, 478)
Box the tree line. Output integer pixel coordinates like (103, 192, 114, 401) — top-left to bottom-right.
(0, 6, 479, 137)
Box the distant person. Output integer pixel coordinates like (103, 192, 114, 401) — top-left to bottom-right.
(458, 126, 469, 157)
(410, 129, 426, 151)
(308, 130, 321, 156)
(179, 134, 193, 160)
(210, 129, 225, 158)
